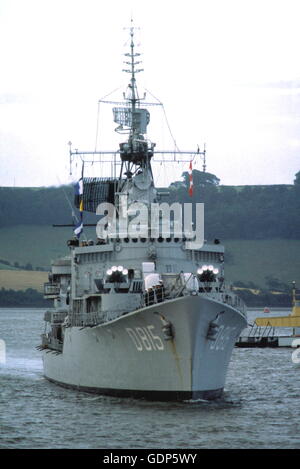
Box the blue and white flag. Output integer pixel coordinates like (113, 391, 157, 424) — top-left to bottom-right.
(74, 177, 84, 238)
(74, 177, 83, 209)
(74, 215, 83, 238)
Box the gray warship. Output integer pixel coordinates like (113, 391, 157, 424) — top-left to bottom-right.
(39, 27, 247, 401)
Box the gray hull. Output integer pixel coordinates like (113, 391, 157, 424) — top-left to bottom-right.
(43, 295, 246, 401)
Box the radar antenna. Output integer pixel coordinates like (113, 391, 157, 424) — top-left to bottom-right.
(113, 21, 155, 174)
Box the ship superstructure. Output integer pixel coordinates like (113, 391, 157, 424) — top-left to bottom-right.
(39, 25, 247, 400)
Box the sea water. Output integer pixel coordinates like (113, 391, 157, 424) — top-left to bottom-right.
(0, 308, 299, 449)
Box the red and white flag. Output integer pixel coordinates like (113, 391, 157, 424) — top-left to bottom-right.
(188, 160, 193, 197)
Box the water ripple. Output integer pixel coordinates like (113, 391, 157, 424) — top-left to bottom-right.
(0, 308, 300, 449)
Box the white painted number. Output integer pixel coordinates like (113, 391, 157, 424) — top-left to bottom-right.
(126, 325, 164, 351)
(209, 326, 238, 351)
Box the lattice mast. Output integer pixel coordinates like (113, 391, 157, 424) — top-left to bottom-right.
(68, 23, 206, 193)
(113, 23, 155, 180)
(124, 23, 140, 128)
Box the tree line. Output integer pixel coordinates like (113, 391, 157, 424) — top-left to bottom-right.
(0, 288, 50, 307)
(169, 170, 300, 239)
(0, 170, 299, 240)
(0, 259, 46, 271)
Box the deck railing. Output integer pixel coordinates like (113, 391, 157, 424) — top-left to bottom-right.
(44, 282, 60, 296)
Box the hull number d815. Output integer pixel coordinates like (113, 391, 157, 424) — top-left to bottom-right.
(209, 325, 238, 351)
(126, 325, 165, 351)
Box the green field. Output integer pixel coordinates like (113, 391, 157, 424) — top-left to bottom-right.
(0, 262, 19, 270)
(0, 269, 48, 292)
(0, 225, 299, 289)
(223, 239, 300, 288)
(0, 225, 95, 269)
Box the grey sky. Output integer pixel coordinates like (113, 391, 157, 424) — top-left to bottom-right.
(1, 0, 300, 187)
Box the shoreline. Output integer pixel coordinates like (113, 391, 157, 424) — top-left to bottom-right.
(0, 306, 291, 311)
(247, 307, 291, 312)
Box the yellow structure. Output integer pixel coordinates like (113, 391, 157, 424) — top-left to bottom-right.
(255, 282, 300, 329)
